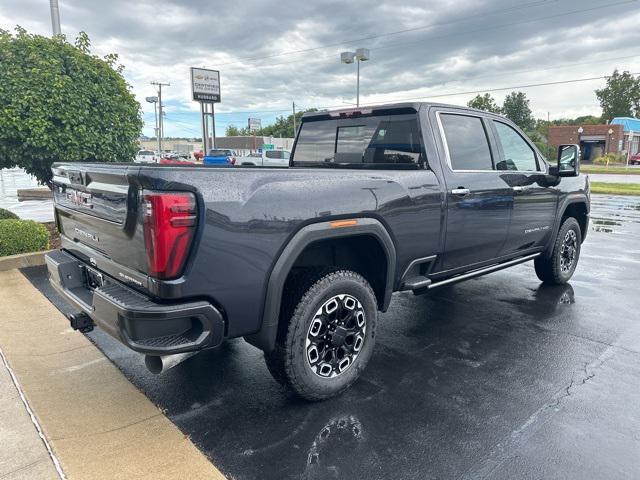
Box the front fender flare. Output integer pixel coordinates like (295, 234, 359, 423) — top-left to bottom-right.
(544, 193, 589, 258)
(245, 218, 396, 352)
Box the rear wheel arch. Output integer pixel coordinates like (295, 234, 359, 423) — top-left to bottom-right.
(245, 218, 396, 352)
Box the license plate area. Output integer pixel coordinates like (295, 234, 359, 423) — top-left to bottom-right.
(84, 266, 104, 290)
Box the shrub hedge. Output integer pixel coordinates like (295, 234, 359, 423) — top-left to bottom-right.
(0, 208, 19, 220)
(594, 152, 627, 165)
(0, 219, 49, 257)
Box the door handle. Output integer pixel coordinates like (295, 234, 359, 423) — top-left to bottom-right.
(451, 188, 470, 196)
(512, 186, 529, 192)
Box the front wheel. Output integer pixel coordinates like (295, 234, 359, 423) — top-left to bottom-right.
(264, 270, 377, 401)
(534, 217, 582, 284)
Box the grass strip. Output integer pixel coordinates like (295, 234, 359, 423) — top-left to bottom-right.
(582, 165, 640, 175)
(590, 182, 640, 196)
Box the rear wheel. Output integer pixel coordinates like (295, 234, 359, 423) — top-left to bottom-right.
(534, 217, 582, 284)
(264, 270, 377, 401)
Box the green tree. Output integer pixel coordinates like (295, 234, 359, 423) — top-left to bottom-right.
(467, 93, 501, 114)
(595, 70, 640, 122)
(259, 108, 318, 138)
(0, 28, 142, 186)
(225, 125, 242, 136)
(502, 91, 535, 131)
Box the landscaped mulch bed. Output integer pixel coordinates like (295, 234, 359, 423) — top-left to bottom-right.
(43, 222, 61, 249)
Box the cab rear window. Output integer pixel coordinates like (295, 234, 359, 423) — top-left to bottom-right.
(292, 114, 422, 167)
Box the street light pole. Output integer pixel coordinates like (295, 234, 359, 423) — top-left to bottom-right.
(340, 48, 370, 107)
(145, 96, 160, 156)
(356, 59, 360, 107)
(292, 101, 297, 137)
(49, 0, 61, 36)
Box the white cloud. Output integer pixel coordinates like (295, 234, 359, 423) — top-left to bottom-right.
(3, 0, 640, 136)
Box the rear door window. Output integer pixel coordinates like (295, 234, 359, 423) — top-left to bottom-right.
(439, 114, 494, 171)
(208, 149, 230, 157)
(265, 150, 283, 159)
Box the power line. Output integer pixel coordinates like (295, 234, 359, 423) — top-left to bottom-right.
(207, 0, 558, 67)
(205, 0, 636, 69)
(366, 0, 638, 57)
(149, 54, 639, 120)
(318, 72, 640, 109)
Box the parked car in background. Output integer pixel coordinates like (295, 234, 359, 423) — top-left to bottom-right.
(161, 152, 179, 161)
(629, 152, 640, 165)
(203, 149, 236, 166)
(159, 156, 195, 165)
(134, 150, 157, 163)
(236, 150, 291, 167)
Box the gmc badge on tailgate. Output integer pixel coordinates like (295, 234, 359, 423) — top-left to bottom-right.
(66, 190, 94, 209)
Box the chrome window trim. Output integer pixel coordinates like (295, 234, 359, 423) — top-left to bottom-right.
(435, 110, 547, 175)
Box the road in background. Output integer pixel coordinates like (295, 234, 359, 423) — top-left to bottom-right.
(0, 169, 53, 222)
(24, 194, 640, 480)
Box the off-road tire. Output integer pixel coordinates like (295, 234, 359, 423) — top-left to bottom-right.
(534, 217, 582, 285)
(264, 269, 377, 401)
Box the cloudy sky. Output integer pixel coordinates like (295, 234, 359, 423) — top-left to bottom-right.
(2, 0, 640, 137)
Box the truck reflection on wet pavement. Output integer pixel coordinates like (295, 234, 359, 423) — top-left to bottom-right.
(23, 194, 640, 480)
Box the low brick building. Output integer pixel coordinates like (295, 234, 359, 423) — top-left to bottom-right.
(549, 117, 640, 163)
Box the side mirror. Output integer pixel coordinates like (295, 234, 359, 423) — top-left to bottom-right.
(553, 144, 580, 177)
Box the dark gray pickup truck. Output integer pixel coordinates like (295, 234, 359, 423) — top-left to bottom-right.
(46, 102, 589, 400)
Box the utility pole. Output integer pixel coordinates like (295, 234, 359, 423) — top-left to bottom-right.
(49, 0, 61, 36)
(292, 102, 297, 137)
(356, 59, 360, 107)
(151, 82, 170, 153)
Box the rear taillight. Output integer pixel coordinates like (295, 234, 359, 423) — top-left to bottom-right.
(228, 156, 236, 165)
(143, 191, 197, 280)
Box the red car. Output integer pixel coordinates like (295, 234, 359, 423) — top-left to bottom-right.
(630, 153, 640, 165)
(159, 156, 194, 165)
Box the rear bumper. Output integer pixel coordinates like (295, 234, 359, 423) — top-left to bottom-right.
(45, 250, 225, 355)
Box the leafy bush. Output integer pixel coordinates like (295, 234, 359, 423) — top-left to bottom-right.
(0, 208, 19, 220)
(0, 28, 142, 186)
(594, 153, 627, 165)
(0, 220, 49, 257)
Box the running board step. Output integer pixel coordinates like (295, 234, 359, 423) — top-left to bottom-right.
(427, 253, 540, 290)
(403, 276, 432, 290)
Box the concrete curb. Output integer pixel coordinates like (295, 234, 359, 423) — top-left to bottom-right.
(0, 269, 226, 479)
(0, 250, 51, 272)
(17, 188, 53, 200)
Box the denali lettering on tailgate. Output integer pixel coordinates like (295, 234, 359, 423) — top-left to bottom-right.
(74, 227, 99, 242)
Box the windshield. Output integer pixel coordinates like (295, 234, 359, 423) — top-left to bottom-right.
(138, 150, 154, 156)
(292, 114, 422, 167)
(207, 149, 232, 156)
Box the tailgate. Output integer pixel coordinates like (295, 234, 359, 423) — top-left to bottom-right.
(52, 164, 149, 287)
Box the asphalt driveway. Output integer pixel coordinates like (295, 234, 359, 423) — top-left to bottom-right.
(24, 194, 640, 480)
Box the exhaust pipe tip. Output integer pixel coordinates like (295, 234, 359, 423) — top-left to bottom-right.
(144, 352, 198, 375)
(144, 355, 163, 374)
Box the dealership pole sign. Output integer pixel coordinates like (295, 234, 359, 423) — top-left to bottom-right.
(190, 68, 221, 102)
(191, 67, 220, 152)
(248, 118, 261, 133)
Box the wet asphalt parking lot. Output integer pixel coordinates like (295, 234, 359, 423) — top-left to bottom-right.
(24, 194, 640, 480)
